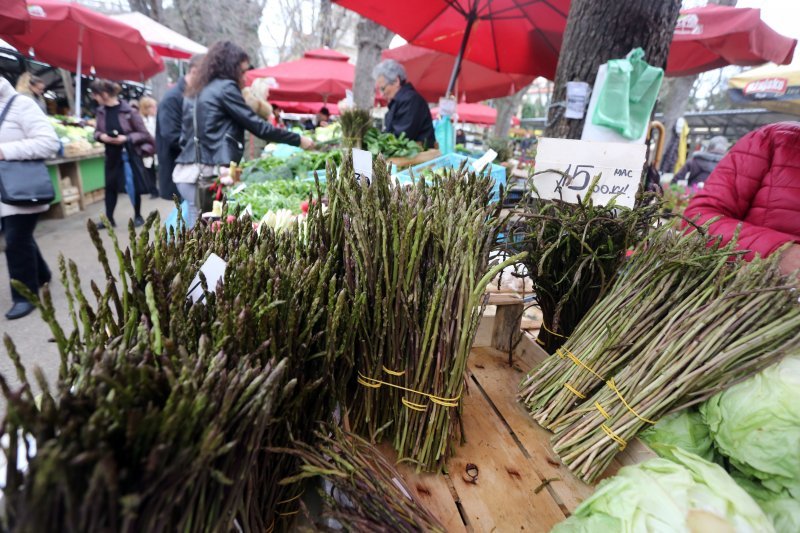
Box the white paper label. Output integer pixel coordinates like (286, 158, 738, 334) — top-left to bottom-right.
(438, 97, 457, 116)
(239, 203, 253, 220)
(187, 253, 227, 304)
(231, 182, 247, 195)
(533, 138, 645, 209)
(471, 149, 498, 173)
(353, 148, 373, 181)
(565, 81, 591, 119)
(345, 89, 354, 106)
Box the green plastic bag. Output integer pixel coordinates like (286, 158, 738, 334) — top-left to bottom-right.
(592, 47, 663, 140)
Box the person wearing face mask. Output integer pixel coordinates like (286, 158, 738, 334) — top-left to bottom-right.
(91, 79, 155, 229)
(373, 59, 435, 149)
(173, 41, 313, 228)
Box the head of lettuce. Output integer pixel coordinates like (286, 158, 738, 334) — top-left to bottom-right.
(553, 446, 774, 533)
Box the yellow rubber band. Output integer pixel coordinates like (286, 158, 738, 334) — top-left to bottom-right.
(278, 510, 299, 517)
(276, 493, 303, 505)
(605, 378, 657, 425)
(382, 365, 405, 376)
(556, 348, 605, 382)
(595, 401, 611, 420)
(601, 423, 627, 451)
(536, 337, 545, 346)
(357, 372, 461, 409)
(541, 322, 567, 338)
(402, 397, 427, 411)
(563, 383, 586, 399)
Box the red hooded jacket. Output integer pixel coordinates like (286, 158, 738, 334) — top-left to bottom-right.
(684, 122, 800, 261)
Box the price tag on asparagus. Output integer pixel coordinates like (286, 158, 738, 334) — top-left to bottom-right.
(352, 148, 373, 182)
(187, 253, 227, 305)
(533, 138, 646, 209)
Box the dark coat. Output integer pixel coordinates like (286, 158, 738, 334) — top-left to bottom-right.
(384, 83, 435, 150)
(176, 79, 300, 166)
(94, 100, 155, 157)
(672, 151, 724, 186)
(155, 77, 186, 200)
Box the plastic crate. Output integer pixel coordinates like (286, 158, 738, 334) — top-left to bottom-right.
(394, 153, 507, 201)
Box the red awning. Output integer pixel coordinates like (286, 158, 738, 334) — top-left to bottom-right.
(246, 48, 353, 103)
(431, 102, 519, 126)
(383, 44, 534, 103)
(0, 0, 30, 35)
(334, 0, 569, 79)
(4, 0, 163, 80)
(667, 6, 796, 76)
(271, 100, 340, 115)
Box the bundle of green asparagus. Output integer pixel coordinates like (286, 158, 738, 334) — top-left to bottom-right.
(1, 209, 362, 532)
(507, 188, 660, 353)
(339, 108, 373, 149)
(519, 226, 741, 429)
(278, 426, 445, 532)
(324, 156, 521, 471)
(521, 228, 800, 483)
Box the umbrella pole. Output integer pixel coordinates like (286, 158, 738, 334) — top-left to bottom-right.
(446, 12, 477, 97)
(75, 29, 83, 119)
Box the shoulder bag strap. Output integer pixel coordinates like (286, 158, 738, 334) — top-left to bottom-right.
(0, 95, 19, 130)
(192, 93, 202, 166)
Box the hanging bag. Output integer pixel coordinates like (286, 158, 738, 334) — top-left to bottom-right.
(192, 97, 218, 215)
(0, 95, 56, 206)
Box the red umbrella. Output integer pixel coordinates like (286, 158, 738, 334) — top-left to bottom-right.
(383, 44, 534, 103)
(333, 0, 569, 94)
(0, 0, 30, 35)
(431, 102, 519, 126)
(4, 0, 163, 116)
(270, 100, 340, 115)
(667, 6, 796, 77)
(245, 48, 353, 103)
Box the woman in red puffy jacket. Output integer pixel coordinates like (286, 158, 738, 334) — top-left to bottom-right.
(684, 122, 800, 276)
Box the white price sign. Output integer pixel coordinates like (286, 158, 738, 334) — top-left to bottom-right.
(353, 148, 373, 182)
(533, 138, 646, 208)
(187, 253, 227, 304)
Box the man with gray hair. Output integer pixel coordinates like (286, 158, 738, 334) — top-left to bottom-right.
(373, 59, 435, 149)
(672, 135, 731, 187)
(156, 53, 205, 200)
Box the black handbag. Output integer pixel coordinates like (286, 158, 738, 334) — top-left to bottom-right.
(0, 95, 56, 206)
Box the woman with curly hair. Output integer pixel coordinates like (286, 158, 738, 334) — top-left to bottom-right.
(173, 41, 313, 227)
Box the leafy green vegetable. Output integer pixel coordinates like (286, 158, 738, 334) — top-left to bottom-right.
(363, 128, 420, 158)
(701, 355, 800, 499)
(230, 179, 323, 218)
(640, 410, 718, 463)
(553, 446, 775, 533)
(241, 150, 342, 183)
(733, 472, 800, 533)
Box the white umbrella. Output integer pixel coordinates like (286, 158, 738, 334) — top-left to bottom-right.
(110, 12, 206, 60)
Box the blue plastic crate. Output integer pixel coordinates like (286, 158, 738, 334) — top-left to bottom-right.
(394, 153, 507, 201)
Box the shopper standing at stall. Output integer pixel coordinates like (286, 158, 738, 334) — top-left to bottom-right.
(0, 76, 60, 320)
(138, 96, 160, 198)
(15, 73, 47, 113)
(91, 79, 155, 229)
(685, 122, 800, 275)
(173, 41, 313, 228)
(373, 59, 435, 149)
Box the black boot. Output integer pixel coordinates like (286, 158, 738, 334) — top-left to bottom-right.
(6, 301, 35, 320)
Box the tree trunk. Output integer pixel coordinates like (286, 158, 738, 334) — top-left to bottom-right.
(659, 0, 737, 149)
(352, 18, 394, 110)
(492, 86, 528, 138)
(545, 0, 682, 139)
(318, 0, 334, 48)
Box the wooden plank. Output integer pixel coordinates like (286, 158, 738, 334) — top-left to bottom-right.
(469, 346, 596, 513)
(450, 377, 567, 532)
(491, 303, 523, 352)
(379, 445, 467, 533)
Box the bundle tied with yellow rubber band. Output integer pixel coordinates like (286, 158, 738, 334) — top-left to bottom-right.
(357, 372, 461, 410)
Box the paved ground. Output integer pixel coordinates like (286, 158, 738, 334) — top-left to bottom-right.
(0, 195, 175, 408)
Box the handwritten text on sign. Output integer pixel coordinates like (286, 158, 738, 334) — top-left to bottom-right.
(533, 138, 646, 209)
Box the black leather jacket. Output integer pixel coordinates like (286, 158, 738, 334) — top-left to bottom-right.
(176, 78, 300, 166)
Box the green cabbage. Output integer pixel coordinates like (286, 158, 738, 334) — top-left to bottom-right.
(552, 446, 774, 533)
(701, 355, 800, 498)
(733, 472, 800, 533)
(640, 410, 718, 463)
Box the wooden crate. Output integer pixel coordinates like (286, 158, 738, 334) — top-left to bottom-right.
(381, 317, 654, 532)
(62, 199, 81, 217)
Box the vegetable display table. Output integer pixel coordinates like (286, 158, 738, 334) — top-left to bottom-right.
(379, 312, 655, 532)
(45, 149, 106, 218)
